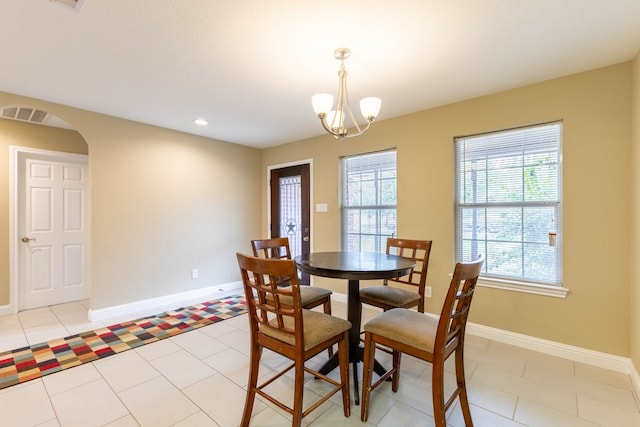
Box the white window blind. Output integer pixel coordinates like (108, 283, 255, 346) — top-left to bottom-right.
(343, 150, 397, 253)
(455, 122, 562, 285)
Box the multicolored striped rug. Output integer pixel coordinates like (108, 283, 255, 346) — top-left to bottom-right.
(0, 294, 247, 390)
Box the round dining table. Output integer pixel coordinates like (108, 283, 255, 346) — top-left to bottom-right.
(295, 251, 415, 404)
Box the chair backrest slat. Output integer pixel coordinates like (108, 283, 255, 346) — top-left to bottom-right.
(385, 238, 432, 289)
(237, 253, 303, 344)
(251, 237, 292, 260)
(435, 256, 484, 353)
(251, 237, 294, 287)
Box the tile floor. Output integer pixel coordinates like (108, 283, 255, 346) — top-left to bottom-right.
(1, 293, 639, 427)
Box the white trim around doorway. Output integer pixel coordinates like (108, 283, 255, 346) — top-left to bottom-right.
(4, 146, 91, 316)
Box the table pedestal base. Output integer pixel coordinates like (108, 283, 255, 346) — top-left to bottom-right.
(318, 346, 388, 405)
(316, 279, 387, 405)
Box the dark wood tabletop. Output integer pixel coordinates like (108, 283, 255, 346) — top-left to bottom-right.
(295, 251, 415, 280)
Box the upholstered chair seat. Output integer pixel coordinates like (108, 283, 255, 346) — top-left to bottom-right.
(363, 308, 438, 353)
(262, 309, 351, 351)
(359, 286, 421, 311)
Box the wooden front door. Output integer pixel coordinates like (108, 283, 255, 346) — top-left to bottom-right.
(270, 164, 311, 285)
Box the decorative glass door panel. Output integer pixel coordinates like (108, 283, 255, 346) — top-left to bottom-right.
(279, 175, 303, 258)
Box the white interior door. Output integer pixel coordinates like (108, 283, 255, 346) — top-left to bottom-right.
(19, 152, 88, 310)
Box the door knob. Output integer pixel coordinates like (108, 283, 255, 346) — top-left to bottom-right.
(21, 237, 36, 243)
(303, 236, 309, 242)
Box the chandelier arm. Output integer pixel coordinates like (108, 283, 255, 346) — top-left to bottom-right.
(345, 100, 363, 134)
(340, 121, 371, 139)
(337, 60, 368, 138)
(319, 117, 371, 139)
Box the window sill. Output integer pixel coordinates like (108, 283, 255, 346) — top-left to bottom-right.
(476, 276, 569, 298)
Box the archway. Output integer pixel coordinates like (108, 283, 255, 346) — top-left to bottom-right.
(1, 105, 90, 314)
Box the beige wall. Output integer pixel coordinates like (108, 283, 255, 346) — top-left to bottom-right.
(262, 62, 633, 356)
(631, 52, 640, 372)
(1, 60, 635, 359)
(0, 91, 262, 311)
(0, 119, 88, 305)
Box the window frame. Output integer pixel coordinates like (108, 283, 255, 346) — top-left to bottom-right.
(454, 122, 568, 298)
(341, 149, 397, 253)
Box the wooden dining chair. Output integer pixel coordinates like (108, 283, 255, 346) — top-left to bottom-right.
(236, 253, 351, 427)
(251, 237, 334, 325)
(360, 238, 432, 313)
(360, 255, 484, 426)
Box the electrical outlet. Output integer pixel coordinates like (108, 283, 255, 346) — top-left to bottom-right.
(425, 285, 432, 298)
(191, 268, 199, 279)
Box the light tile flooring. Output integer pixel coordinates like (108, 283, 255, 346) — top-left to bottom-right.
(1, 294, 639, 427)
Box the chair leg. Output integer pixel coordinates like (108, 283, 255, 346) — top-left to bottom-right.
(338, 332, 351, 417)
(292, 357, 305, 427)
(241, 343, 262, 427)
(360, 332, 376, 422)
(431, 357, 447, 427)
(455, 348, 474, 426)
(324, 299, 334, 357)
(391, 350, 401, 392)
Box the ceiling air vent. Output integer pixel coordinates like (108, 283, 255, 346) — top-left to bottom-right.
(51, 0, 85, 11)
(2, 107, 49, 124)
(1, 107, 74, 129)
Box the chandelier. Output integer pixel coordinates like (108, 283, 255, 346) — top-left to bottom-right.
(312, 48, 382, 139)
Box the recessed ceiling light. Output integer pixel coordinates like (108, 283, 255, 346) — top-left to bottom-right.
(193, 118, 208, 126)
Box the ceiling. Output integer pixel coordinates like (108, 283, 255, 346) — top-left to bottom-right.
(1, 1, 640, 148)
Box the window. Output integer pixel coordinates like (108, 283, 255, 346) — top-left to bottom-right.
(455, 122, 562, 287)
(343, 150, 397, 253)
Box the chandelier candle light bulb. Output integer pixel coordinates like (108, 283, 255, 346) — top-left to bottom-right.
(312, 48, 381, 139)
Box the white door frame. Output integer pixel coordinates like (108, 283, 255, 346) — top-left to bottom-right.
(5, 146, 90, 315)
(266, 158, 314, 241)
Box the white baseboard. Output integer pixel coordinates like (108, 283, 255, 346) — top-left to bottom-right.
(466, 322, 632, 373)
(632, 367, 640, 400)
(466, 321, 640, 395)
(0, 303, 11, 317)
(88, 281, 243, 322)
